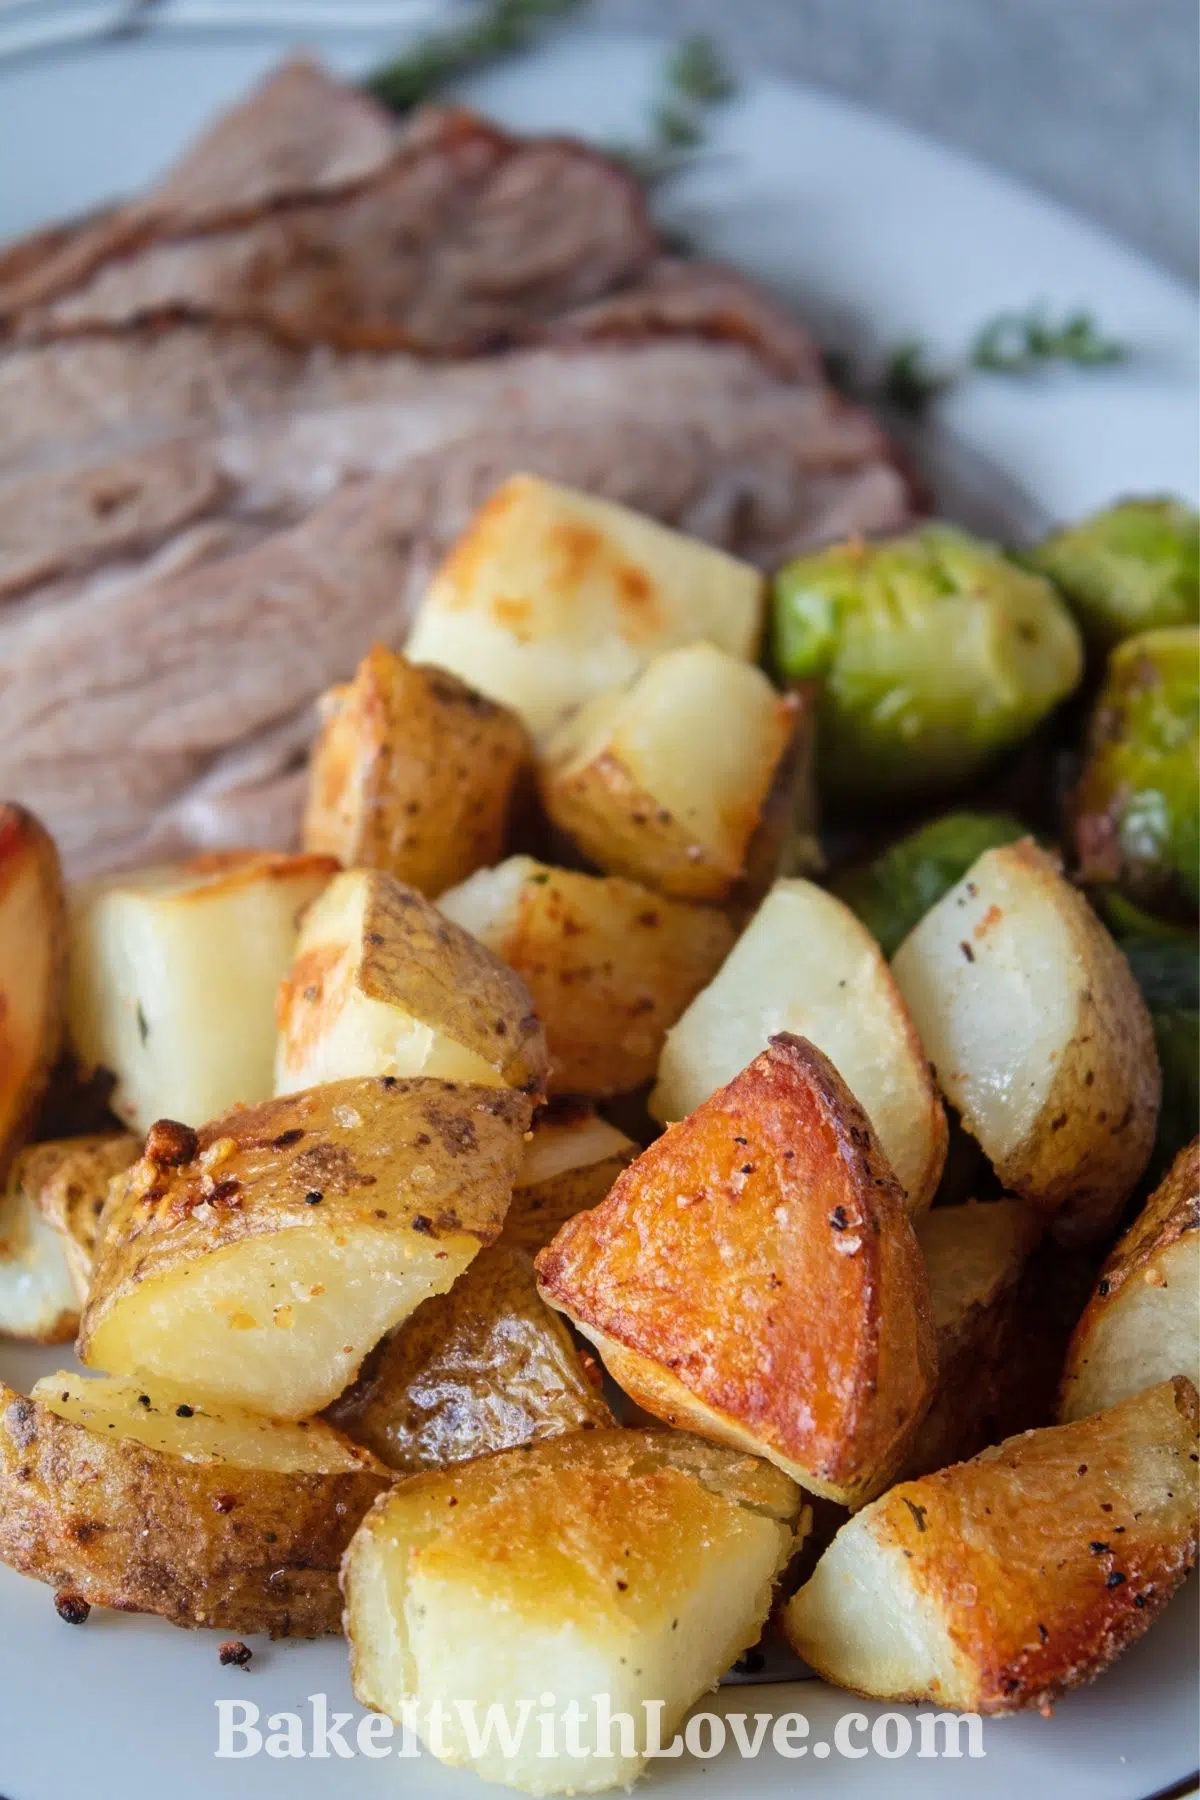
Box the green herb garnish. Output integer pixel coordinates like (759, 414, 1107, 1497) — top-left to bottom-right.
(614, 35, 739, 188)
(365, 0, 588, 114)
(971, 304, 1128, 375)
(881, 339, 954, 415)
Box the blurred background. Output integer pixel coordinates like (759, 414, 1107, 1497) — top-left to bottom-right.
(1, 0, 1196, 282)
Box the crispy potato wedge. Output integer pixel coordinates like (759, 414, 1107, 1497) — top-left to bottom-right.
(275, 868, 547, 1098)
(0, 1373, 387, 1635)
(439, 857, 735, 1098)
(16, 1133, 141, 1302)
(783, 1376, 1199, 1713)
(68, 850, 337, 1132)
(501, 1099, 637, 1256)
(539, 643, 798, 901)
(537, 1034, 937, 1504)
(326, 1243, 613, 1474)
(892, 839, 1160, 1244)
(0, 1157, 78, 1343)
(344, 1427, 802, 1795)
(903, 1199, 1043, 1477)
(651, 879, 947, 1212)
(405, 474, 764, 739)
(303, 646, 529, 896)
(1060, 1138, 1199, 1422)
(0, 803, 67, 1179)
(79, 1076, 531, 1419)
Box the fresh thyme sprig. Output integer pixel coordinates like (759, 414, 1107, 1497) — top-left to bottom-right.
(365, 0, 588, 114)
(869, 304, 1130, 416)
(612, 35, 739, 188)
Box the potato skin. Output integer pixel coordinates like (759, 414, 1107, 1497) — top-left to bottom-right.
(303, 647, 529, 897)
(0, 803, 67, 1181)
(786, 1376, 1199, 1714)
(501, 1100, 636, 1257)
(0, 1381, 388, 1635)
(326, 1244, 612, 1473)
(537, 1033, 937, 1504)
(17, 1133, 141, 1300)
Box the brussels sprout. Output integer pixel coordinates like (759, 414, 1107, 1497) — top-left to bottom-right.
(1075, 626, 1199, 922)
(772, 525, 1083, 800)
(1030, 497, 1199, 650)
(833, 811, 1026, 958)
(1119, 937, 1198, 1183)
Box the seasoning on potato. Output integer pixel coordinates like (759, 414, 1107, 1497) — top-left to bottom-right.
(537, 1033, 936, 1504)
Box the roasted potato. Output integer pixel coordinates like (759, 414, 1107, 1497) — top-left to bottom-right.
(892, 839, 1161, 1244)
(783, 1376, 1199, 1713)
(537, 1034, 937, 1504)
(79, 1076, 531, 1419)
(0, 803, 67, 1179)
(0, 1373, 387, 1636)
(538, 643, 798, 901)
(16, 1133, 141, 1302)
(501, 1098, 637, 1256)
(833, 810, 1027, 959)
(274, 867, 547, 1098)
(326, 1243, 612, 1474)
(68, 850, 337, 1133)
(1060, 1139, 1199, 1422)
(651, 879, 947, 1213)
(344, 1428, 802, 1794)
(439, 858, 735, 1098)
(0, 1155, 79, 1343)
(405, 474, 764, 739)
(904, 1198, 1043, 1477)
(303, 646, 530, 896)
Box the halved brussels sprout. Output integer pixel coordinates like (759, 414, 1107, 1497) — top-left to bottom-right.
(1030, 497, 1199, 650)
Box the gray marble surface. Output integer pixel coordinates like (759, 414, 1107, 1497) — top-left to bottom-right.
(570, 0, 1199, 285)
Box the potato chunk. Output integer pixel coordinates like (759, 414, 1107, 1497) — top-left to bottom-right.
(539, 644, 797, 901)
(0, 803, 66, 1178)
(904, 1199, 1043, 1476)
(79, 1076, 531, 1419)
(0, 1374, 387, 1635)
(1060, 1138, 1199, 1421)
(303, 646, 529, 896)
(537, 1034, 936, 1504)
(405, 474, 764, 739)
(343, 1428, 801, 1795)
(501, 1099, 636, 1256)
(439, 858, 734, 1098)
(0, 1157, 79, 1343)
(651, 879, 947, 1212)
(327, 1244, 612, 1473)
(68, 850, 337, 1132)
(275, 868, 547, 1098)
(783, 1377, 1199, 1713)
(13, 1132, 140, 1302)
(892, 839, 1160, 1243)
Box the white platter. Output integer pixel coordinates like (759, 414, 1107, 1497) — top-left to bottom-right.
(0, 25, 1196, 1800)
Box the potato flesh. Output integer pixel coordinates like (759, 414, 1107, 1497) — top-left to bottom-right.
(0, 1175, 77, 1341)
(278, 980, 502, 1094)
(68, 854, 334, 1130)
(32, 1371, 372, 1472)
(82, 1222, 481, 1420)
(405, 474, 763, 739)
(651, 880, 945, 1210)
(1060, 1232, 1200, 1421)
(516, 1111, 634, 1189)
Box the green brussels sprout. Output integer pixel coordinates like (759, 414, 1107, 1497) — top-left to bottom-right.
(1075, 626, 1199, 923)
(1118, 937, 1198, 1183)
(1030, 497, 1199, 650)
(771, 525, 1083, 800)
(833, 810, 1026, 958)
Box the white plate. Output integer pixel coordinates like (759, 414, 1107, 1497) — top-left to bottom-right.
(0, 27, 1197, 1800)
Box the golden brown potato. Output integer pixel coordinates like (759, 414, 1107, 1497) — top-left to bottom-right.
(501, 1098, 637, 1256)
(537, 1033, 937, 1504)
(783, 1376, 1199, 1713)
(1060, 1138, 1199, 1422)
(438, 857, 735, 1098)
(892, 839, 1160, 1245)
(274, 867, 547, 1098)
(405, 474, 765, 740)
(0, 1158, 78, 1344)
(303, 645, 529, 896)
(0, 803, 66, 1180)
(79, 1076, 531, 1419)
(326, 1243, 612, 1474)
(67, 849, 337, 1132)
(538, 643, 798, 902)
(0, 1373, 388, 1636)
(903, 1199, 1043, 1477)
(344, 1427, 802, 1794)
(651, 878, 947, 1213)
(17, 1133, 141, 1301)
